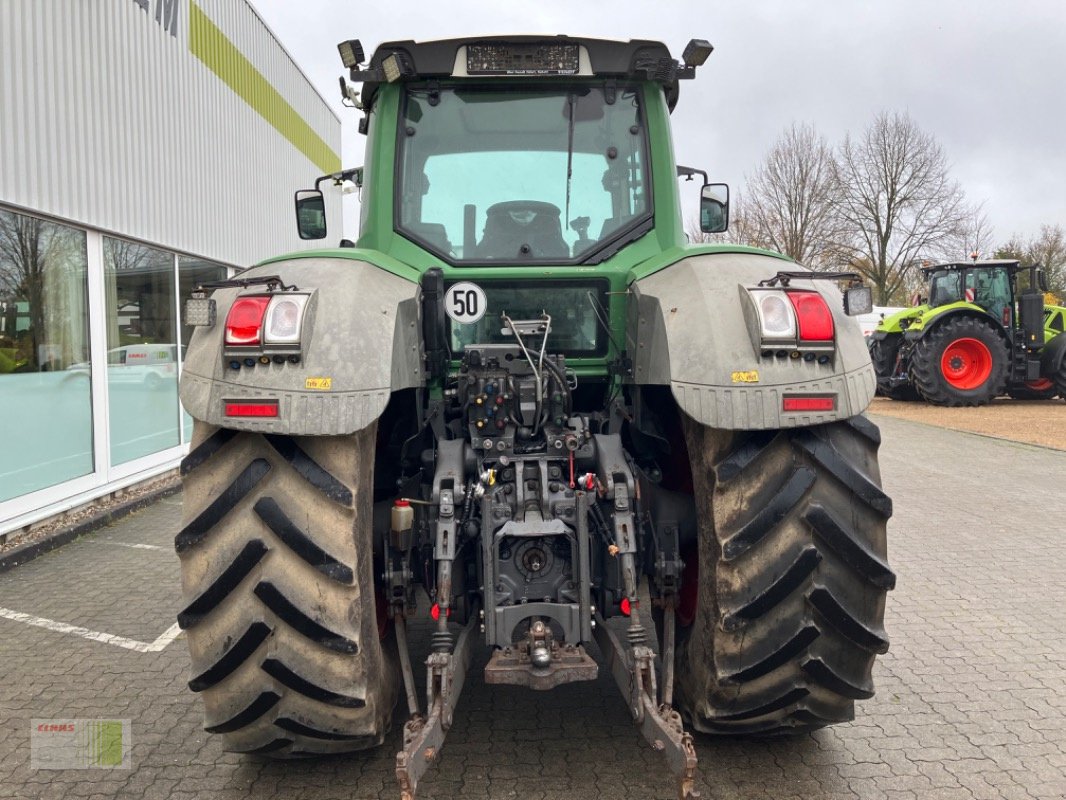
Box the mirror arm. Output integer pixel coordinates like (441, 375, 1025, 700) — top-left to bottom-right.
(313, 167, 364, 192)
(676, 165, 709, 184)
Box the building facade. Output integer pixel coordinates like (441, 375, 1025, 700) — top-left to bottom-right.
(0, 0, 341, 533)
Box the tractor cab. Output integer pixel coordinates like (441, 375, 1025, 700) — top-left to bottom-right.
(922, 260, 1018, 328)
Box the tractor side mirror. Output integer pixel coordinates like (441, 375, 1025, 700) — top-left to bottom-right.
(843, 285, 873, 316)
(700, 183, 729, 233)
(295, 189, 327, 240)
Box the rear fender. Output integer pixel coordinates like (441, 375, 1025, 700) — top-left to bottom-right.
(904, 301, 1002, 336)
(180, 258, 422, 435)
(876, 306, 921, 334)
(628, 252, 875, 429)
(903, 307, 1009, 343)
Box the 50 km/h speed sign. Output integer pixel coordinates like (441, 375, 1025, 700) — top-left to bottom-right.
(444, 282, 487, 324)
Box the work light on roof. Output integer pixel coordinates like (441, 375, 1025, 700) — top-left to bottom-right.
(382, 52, 414, 83)
(682, 39, 714, 67)
(337, 39, 364, 69)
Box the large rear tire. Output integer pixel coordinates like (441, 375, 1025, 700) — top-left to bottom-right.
(1054, 356, 1066, 401)
(910, 317, 1009, 406)
(673, 416, 894, 735)
(175, 422, 397, 756)
(869, 335, 919, 401)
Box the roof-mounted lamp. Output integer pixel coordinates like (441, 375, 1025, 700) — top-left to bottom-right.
(337, 39, 364, 69)
(682, 39, 714, 67)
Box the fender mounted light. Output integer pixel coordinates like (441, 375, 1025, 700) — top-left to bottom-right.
(787, 291, 835, 341)
(224, 293, 312, 351)
(225, 296, 271, 346)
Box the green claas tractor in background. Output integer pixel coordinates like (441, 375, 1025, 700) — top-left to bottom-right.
(175, 36, 895, 799)
(870, 260, 1066, 405)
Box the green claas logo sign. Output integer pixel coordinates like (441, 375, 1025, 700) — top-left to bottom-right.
(31, 719, 130, 769)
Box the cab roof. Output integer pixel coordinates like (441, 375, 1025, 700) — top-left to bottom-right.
(920, 259, 1022, 274)
(350, 35, 698, 110)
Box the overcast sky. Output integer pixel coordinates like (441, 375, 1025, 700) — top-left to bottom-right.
(252, 0, 1066, 250)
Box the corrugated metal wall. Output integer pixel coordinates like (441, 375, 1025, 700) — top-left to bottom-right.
(0, 0, 341, 267)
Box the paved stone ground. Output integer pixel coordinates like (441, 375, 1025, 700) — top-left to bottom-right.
(0, 415, 1064, 799)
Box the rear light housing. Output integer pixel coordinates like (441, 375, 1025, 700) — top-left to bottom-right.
(748, 288, 836, 352)
(223, 291, 314, 354)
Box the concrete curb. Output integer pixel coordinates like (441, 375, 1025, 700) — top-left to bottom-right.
(0, 483, 181, 574)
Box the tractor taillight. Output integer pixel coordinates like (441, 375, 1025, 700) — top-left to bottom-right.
(264, 294, 310, 344)
(225, 296, 271, 346)
(787, 291, 835, 341)
(755, 290, 797, 339)
(225, 293, 311, 349)
(620, 597, 633, 617)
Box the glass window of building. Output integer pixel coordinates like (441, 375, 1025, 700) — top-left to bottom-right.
(178, 256, 227, 442)
(104, 237, 180, 465)
(0, 209, 92, 501)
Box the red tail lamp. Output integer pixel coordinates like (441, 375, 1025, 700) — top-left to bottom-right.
(786, 291, 835, 341)
(224, 296, 271, 346)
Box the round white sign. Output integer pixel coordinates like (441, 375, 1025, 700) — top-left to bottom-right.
(444, 282, 487, 324)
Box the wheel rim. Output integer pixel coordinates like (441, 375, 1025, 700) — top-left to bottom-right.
(1026, 378, 1054, 391)
(940, 337, 993, 390)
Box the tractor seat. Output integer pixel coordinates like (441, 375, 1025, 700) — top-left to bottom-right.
(477, 201, 569, 259)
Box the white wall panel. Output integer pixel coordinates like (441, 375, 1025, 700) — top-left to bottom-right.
(0, 0, 341, 267)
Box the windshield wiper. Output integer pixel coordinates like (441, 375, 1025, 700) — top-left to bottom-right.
(564, 92, 576, 228)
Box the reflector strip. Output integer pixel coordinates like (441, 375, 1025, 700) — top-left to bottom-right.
(782, 396, 836, 412)
(225, 401, 279, 417)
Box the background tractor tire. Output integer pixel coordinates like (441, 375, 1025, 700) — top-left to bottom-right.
(1006, 379, 1058, 401)
(910, 317, 1008, 406)
(175, 422, 397, 756)
(1054, 357, 1066, 401)
(869, 336, 919, 401)
(673, 415, 894, 735)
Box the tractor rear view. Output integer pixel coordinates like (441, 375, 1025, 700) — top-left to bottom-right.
(870, 260, 1066, 405)
(175, 36, 895, 799)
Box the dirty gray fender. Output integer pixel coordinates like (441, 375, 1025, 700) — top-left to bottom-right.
(180, 257, 422, 435)
(629, 251, 875, 429)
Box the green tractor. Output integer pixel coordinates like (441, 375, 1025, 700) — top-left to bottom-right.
(176, 36, 894, 799)
(870, 260, 1066, 405)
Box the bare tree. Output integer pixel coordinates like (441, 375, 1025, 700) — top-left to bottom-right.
(952, 204, 996, 261)
(1028, 224, 1066, 295)
(996, 224, 1066, 296)
(833, 112, 969, 304)
(742, 123, 842, 267)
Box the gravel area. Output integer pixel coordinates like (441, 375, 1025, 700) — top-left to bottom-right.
(0, 471, 179, 555)
(868, 396, 1066, 451)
